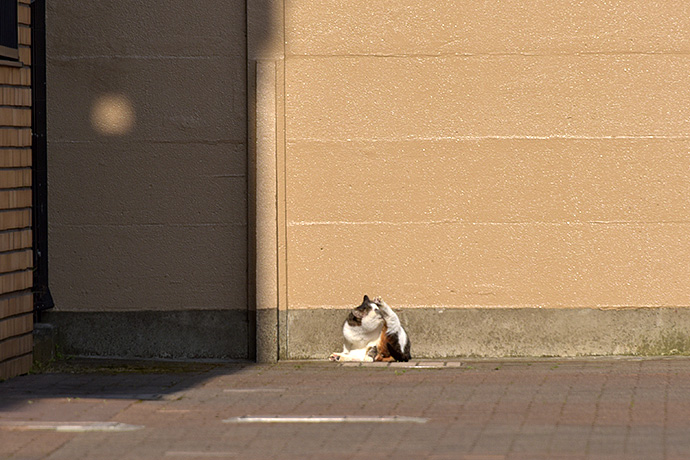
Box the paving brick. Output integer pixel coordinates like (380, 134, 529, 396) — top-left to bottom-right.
(1, 358, 690, 459)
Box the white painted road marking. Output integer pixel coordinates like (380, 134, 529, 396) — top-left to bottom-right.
(0, 421, 144, 432)
(223, 388, 285, 393)
(223, 415, 428, 424)
(164, 452, 237, 458)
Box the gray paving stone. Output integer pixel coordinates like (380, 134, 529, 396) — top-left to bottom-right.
(0, 357, 689, 459)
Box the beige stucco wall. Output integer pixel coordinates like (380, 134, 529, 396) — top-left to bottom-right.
(275, 1, 690, 356)
(43, 1, 690, 359)
(283, 1, 690, 309)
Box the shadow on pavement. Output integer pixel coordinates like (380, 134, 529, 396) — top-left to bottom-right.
(0, 357, 253, 411)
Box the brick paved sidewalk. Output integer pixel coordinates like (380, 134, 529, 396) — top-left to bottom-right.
(1, 357, 689, 460)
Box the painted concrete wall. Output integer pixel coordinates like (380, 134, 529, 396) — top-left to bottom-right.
(45, 1, 250, 359)
(43, 1, 690, 360)
(278, 1, 690, 357)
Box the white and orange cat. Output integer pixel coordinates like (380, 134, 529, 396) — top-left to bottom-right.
(329, 295, 411, 362)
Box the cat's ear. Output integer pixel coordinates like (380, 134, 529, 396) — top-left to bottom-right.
(363, 295, 370, 303)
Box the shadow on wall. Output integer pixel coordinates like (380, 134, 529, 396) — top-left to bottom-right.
(44, 1, 274, 361)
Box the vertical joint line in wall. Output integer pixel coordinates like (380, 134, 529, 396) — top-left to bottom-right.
(244, 7, 257, 361)
(274, 59, 280, 360)
(280, 0, 288, 361)
(274, 29, 288, 360)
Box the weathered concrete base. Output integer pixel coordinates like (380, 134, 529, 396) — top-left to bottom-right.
(33, 323, 58, 364)
(287, 307, 690, 359)
(42, 310, 249, 360)
(256, 308, 278, 363)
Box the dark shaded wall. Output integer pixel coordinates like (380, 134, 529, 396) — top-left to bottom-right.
(45, 1, 249, 359)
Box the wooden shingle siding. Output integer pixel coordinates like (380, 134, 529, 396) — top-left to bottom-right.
(0, 189, 31, 209)
(0, 312, 31, 339)
(0, 107, 32, 126)
(0, 0, 34, 379)
(0, 334, 32, 362)
(0, 270, 32, 294)
(0, 149, 31, 167)
(0, 295, 33, 365)
(0, 354, 32, 378)
(0, 249, 32, 272)
(17, 3, 30, 25)
(0, 128, 31, 147)
(0, 209, 32, 231)
(0, 168, 31, 187)
(17, 46, 30, 66)
(0, 229, 31, 252)
(17, 28, 30, 47)
(0, 87, 31, 106)
(0, 67, 31, 86)
(0, 293, 32, 320)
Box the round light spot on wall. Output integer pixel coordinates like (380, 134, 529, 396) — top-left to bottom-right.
(91, 94, 135, 135)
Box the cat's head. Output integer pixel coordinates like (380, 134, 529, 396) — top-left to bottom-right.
(347, 295, 384, 331)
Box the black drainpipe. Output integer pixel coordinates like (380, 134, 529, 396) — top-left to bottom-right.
(31, 0, 54, 321)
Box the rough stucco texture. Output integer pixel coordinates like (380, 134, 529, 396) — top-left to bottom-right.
(46, 1, 248, 312)
(283, 1, 690, 314)
(288, 307, 690, 359)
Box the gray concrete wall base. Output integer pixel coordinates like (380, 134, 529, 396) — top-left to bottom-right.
(287, 307, 690, 359)
(42, 310, 249, 360)
(33, 323, 58, 364)
(256, 309, 278, 363)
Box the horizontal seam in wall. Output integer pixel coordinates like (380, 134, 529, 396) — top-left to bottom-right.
(0, 228, 31, 236)
(0, 288, 32, 301)
(51, 223, 248, 229)
(0, 268, 33, 277)
(288, 220, 690, 226)
(49, 139, 247, 146)
(0, 207, 32, 213)
(285, 51, 690, 58)
(0, 247, 32, 256)
(0, 226, 31, 234)
(288, 304, 690, 310)
(287, 135, 690, 142)
(49, 54, 245, 61)
(0, 349, 32, 365)
(0, 310, 33, 324)
(0, 280, 33, 298)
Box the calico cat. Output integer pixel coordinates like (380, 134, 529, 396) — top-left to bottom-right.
(372, 297, 412, 362)
(329, 295, 383, 362)
(329, 295, 411, 362)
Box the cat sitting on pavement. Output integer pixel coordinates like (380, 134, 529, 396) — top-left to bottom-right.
(329, 295, 411, 362)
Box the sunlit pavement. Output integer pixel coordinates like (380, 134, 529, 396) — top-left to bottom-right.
(1, 357, 689, 459)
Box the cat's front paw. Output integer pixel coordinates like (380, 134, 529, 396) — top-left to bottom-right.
(374, 298, 393, 315)
(373, 296, 383, 304)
